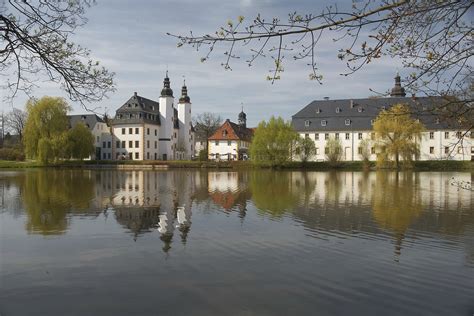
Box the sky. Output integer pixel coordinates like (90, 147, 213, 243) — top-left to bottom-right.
(1, 0, 406, 127)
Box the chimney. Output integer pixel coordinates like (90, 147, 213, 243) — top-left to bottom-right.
(134, 92, 137, 97)
(350, 99, 354, 108)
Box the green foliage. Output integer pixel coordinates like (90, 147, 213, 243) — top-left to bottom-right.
(325, 137, 343, 165)
(0, 148, 25, 161)
(295, 136, 316, 163)
(23, 96, 71, 164)
(198, 149, 208, 161)
(249, 116, 298, 166)
(67, 122, 94, 160)
(373, 103, 425, 169)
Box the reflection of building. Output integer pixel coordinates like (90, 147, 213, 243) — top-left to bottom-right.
(292, 74, 473, 161)
(208, 172, 251, 218)
(208, 111, 253, 161)
(114, 207, 160, 240)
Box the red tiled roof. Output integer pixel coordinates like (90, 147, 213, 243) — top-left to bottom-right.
(208, 120, 253, 141)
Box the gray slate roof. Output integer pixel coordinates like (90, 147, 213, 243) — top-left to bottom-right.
(292, 96, 457, 132)
(68, 114, 104, 130)
(113, 93, 161, 126)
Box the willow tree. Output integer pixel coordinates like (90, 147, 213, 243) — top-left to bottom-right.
(249, 116, 298, 166)
(373, 104, 425, 168)
(23, 96, 70, 163)
(67, 122, 95, 160)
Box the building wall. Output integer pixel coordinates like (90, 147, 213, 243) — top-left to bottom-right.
(208, 140, 239, 160)
(297, 130, 473, 161)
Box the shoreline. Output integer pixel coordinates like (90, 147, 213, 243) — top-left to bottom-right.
(0, 160, 472, 171)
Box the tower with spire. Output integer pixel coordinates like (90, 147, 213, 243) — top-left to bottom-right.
(238, 105, 247, 128)
(390, 73, 406, 97)
(177, 79, 193, 159)
(159, 71, 175, 160)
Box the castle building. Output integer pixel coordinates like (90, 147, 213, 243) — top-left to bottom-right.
(68, 114, 110, 160)
(92, 73, 195, 161)
(208, 110, 254, 160)
(291, 74, 473, 161)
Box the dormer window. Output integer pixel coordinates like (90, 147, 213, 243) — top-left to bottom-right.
(370, 119, 375, 125)
(316, 108, 321, 114)
(381, 106, 386, 111)
(435, 118, 440, 124)
(222, 130, 228, 137)
(336, 107, 341, 113)
(127, 104, 131, 108)
(345, 119, 351, 126)
(321, 120, 327, 126)
(305, 120, 310, 127)
(357, 107, 363, 113)
(81, 115, 86, 120)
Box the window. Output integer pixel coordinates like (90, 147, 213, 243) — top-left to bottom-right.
(315, 133, 319, 140)
(155, 129, 157, 136)
(315, 148, 319, 155)
(108, 153, 111, 159)
(147, 128, 150, 135)
(371, 147, 375, 154)
(456, 131, 462, 138)
(370, 119, 375, 126)
(147, 140, 150, 148)
(222, 130, 228, 137)
(147, 152, 150, 159)
(335, 133, 339, 140)
(345, 119, 351, 126)
(357, 107, 363, 113)
(316, 108, 321, 114)
(305, 133, 309, 139)
(436, 118, 440, 124)
(305, 120, 310, 127)
(107, 141, 111, 148)
(429, 132, 434, 139)
(103, 153, 106, 159)
(121, 141, 125, 148)
(325, 133, 329, 140)
(321, 120, 327, 126)
(336, 107, 341, 113)
(444, 146, 449, 154)
(135, 128, 139, 134)
(174, 132, 177, 138)
(135, 140, 139, 148)
(358, 133, 363, 140)
(129, 141, 133, 148)
(96, 136, 100, 142)
(135, 152, 139, 159)
(358, 147, 363, 155)
(430, 147, 434, 154)
(122, 128, 125, 135)
(129, 128, 132, 134)
(345, 133, 350, 140)
(154, 153, 157, 160)
(444, 132, 449, 139)
(457, 147, 463, 154)
(228, 141, 232, 146)
(154, 141, 157, 149)
(116, 141, 120, 148)
(215, 141, 219, 145)
(102, 141, 106, 148)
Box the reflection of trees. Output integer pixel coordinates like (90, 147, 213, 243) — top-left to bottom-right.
(372, 172, 423, 257)
(249, 171, 299, 217)
(22, 169, 96, 235)
(114, 207, 161, 241)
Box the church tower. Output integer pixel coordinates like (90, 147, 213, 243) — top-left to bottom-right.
(390, 73, 406, 97)
(159, 71, 174, 160)
(238, 108, 247, 128)
(177, 80, 193, 159)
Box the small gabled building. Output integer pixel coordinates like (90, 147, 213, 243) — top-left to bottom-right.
(208, 110, 253, 161)
(68, 114, 110, 160)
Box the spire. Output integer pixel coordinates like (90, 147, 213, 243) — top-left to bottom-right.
(238, 105, 247, 128)
(179, 78, 190, 103)
(161, 72, 173, 97)
(390, 72, 406, 97)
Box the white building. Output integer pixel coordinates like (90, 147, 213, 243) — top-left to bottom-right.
(208, 111, 253, 161)
(91, 73, 195, 161)
(292, 75, 473, 161)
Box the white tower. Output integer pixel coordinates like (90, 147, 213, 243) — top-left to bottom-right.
(158, 72, 174, 160)
(177, 80, 192, 160)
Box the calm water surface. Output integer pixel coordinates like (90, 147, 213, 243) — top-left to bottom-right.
(0, 169, 473, 316)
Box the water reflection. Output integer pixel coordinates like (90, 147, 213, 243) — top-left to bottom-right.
(0, 169, 472, 256)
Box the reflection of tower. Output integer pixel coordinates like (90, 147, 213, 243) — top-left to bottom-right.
(176, 205, 192, 243)
(158, 207, 175, 253)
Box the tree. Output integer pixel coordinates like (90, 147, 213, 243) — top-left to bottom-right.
(295, 136, 316, 163)
(249, 116, 298, 166)
(67, 122, 94, 160)
(373, 103, 425, 168)
(23, 96, 70, 163)
(325, 137, 343, 165)
(358, 138, 371, 164)
(193, 112, 223, 140)
(4, 108, 27, 140)
(1, 1, 115, 104)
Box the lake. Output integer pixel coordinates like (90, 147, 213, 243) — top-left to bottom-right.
(0, 169, 473, 316)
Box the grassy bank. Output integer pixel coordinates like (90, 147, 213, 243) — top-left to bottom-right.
(0, 159, 472, 171)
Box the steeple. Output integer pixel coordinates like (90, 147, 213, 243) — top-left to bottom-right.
(161, 71, 173, 97)
(390, 72, 406, 97)
(238, 105, 247, 128)
(179, 79, 190, 103)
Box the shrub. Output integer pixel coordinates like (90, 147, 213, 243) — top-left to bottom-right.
(0, 147, 26, 161)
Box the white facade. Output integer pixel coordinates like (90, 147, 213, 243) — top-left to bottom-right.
(298, 130, 473, 161)
(208, 139, 240, 161)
